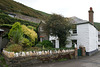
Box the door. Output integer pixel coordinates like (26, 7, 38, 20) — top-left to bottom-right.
(52, 40, 55, 48)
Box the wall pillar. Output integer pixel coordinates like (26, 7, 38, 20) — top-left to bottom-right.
(81, 47, 86, 56)
(74, 48, 78, 58)
(55, 39, 59, 48)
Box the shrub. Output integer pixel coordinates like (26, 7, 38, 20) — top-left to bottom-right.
(35, 43, 42, 48)
(8, 22, 23, 44)
(22, 38, 30, 47)
(6, 44, 23, 52)
(22, 25, 37, 46)
(72, 44, 75, 48)
(40, 40, 53, 48)
(24, 47, 41, 51)
(0, 24, 12, 28)
(27, 26, 36, 31)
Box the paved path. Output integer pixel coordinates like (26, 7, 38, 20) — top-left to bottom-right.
(31, 52, 100, 67)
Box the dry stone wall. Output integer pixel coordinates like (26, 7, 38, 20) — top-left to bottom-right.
(3, 49, 75, 67)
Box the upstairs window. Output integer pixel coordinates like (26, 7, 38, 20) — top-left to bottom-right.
(40, 27, 43, 32)
(73, 29, 77, 34)
(71, 24, 77, 34)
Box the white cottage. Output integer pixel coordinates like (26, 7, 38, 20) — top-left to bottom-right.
(66, 7, 98, 56)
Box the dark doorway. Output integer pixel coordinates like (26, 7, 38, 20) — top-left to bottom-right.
(52, 40, 55, 48)
(72, 40, 77, 45)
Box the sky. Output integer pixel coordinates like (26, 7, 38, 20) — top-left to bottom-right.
(14, 0, 100, 22)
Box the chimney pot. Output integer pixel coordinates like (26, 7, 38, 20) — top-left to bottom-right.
(88, 7, 94, 24)
(90, 7, 92, 10)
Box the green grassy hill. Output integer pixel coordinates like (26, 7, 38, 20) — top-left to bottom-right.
(0, 0, 50, 20)
(0, 13, 38, 27)
(94, 22, 100, 31)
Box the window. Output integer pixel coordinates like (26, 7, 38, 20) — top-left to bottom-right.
(40, 27, 43, 31)
(72, 40, 77, 45)
(73, 29, 77, 34)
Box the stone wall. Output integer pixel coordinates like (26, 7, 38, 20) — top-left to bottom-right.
(3, 49, 75, 67)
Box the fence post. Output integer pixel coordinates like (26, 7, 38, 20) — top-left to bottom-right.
(74, 48, 78, 58)
(82, 47, 86, 56)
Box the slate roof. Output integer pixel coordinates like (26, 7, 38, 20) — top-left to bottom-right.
(68, 16, 88, 24)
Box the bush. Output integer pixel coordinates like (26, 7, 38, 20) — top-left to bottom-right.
(35, 43, 42, 48)
(0, 24, 12, 28)
(6, 44, 23, 52)
(40, 40, 53, 48)
(24, 47, 41, 51)
(22, 38, 30, 47)
(8, 22, 23, 44)
(22, 25, 37, 46)
(27, 26, 36, 31)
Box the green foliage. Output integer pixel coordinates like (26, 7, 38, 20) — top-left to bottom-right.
(5, 44, 23, 52)
(72, 44, 75, 49)
(0, 55, 8, 67)
(27, 26, 36, 31)
(8, 22, 23, 44)
(94, 22, 100, 31)
(43, 14, 71, 47)
(0, 0, 50, 20)
(22, 38, 30, 47)
(22, 25, 37, 46)
(8, 22, 38, 47)
(0, 24, 12, 28)
(40, 40, 53, 48)
(35, 43, 42, 48)
(0, 13, 38, 27)
(24, 47, 41, 51)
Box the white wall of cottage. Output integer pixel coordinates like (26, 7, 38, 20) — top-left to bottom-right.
(49, 35, 59, 48)
(66, 23, 98, 52)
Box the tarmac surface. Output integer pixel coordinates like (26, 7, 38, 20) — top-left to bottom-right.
(31, 51, 100, 67)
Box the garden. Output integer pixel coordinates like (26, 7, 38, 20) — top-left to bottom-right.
(0, 22, 75, 67)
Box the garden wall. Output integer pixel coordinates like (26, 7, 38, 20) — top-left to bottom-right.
(3, 49, 76, 67)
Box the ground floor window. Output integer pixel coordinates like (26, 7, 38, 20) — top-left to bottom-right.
(72, 40, 77, 48)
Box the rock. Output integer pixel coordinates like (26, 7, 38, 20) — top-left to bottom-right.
(29, 51, 33, 56)
(15, 53, 19, 57)
(26, 52, 30, 56)
(22, 52, 26, 56)
(38, 51, 42, 55)
(9, 52, 15, 58)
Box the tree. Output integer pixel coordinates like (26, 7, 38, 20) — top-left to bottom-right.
(43, 14, 71, 47)
(8, 22, 23, 44)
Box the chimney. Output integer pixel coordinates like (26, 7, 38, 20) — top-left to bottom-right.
(88, 7, 94, 24)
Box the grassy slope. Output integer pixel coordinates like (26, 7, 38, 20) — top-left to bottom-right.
(0, 0, 50, 20)
(0, 13, 39, 27)
(94, 22, 100, 31)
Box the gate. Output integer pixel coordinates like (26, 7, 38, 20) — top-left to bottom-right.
(78, 48, 82, 56)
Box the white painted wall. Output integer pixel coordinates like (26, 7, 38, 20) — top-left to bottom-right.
(66, 23, 98, 53)
(77, 23, 98, 52)
(49, 35, 59, 48)
(66, 34, 77, 48)
(77, 24, 90, 52)
(88, 24, 98, 52)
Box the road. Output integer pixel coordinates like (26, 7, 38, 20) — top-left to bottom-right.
(31, 52, 100, 67)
